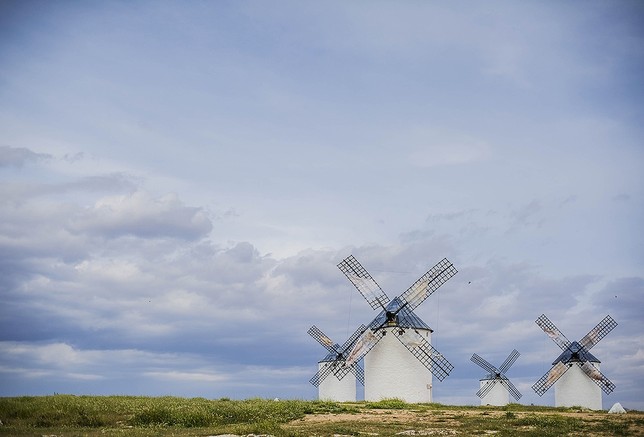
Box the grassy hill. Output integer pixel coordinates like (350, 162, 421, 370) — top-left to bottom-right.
(0, 395, 642, 436)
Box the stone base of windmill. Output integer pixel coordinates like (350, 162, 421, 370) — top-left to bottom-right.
(479, 379, 510, 406)
(364, 327, 432, 403)
(555, 363, 602, 410)
(317, 362, 357, 402)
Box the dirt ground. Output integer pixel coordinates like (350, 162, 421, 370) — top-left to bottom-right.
(285, 407, 644, 436)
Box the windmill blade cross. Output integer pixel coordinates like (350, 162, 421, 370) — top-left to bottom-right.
(350, 361, 365, 385)
(329, 361, 362, 384)
(338, 255, 390, 310)
(332, 361, 355, 381)
(395, 329, 454, 381)
(309, 362, 335, 387)
(580, 361, 616, 394)
(579, 315, 618, 351)
(472, 350, 522, 400)
(501, 376, 523, 401)
(341, 324, 369, 353)
(308, 324, 368, 387)
(532, 361, 569, 396)
(399, 258, 457, 313)
(498, 349, 520, 374)
(308, 325, 342, 355)
(470, 353, 500, 376)
(535, 314, 572, 351)
(312, 360, 363, 387)
(344, 328, 384, 367)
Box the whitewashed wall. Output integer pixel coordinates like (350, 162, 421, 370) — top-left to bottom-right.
(364, 327, 432, 403)
(479, 379, 510, 406)
(318, 362, 357, 401)
(555, 363, 602, 410)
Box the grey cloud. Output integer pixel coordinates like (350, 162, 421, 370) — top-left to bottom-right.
(62, 173, 139, 193)
(0, 340, 314, 398)
(0, 173, 139, 204)
(0, 145, 51, 167)
(508, 199, 544, 229)
(224, 241, 260, 263)
(426, 209, 479, 224)
(0, 186, 219, 349)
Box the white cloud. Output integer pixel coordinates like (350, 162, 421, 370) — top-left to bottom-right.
(70, 191, 212, 240)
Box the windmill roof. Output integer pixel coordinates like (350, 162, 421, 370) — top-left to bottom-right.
(368, 297, 433, 331)
(551, 341, 600, 365)
(480, 373, 501, 381)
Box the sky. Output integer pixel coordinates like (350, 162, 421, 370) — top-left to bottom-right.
(1, 0, 643, 410)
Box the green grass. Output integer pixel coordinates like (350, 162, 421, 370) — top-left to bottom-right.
(0, 395, 642, 436)
(364, 398, 410, 409)
(0, 395, 315, 427)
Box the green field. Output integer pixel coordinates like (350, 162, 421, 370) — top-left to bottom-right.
(0, 395, 642, 436)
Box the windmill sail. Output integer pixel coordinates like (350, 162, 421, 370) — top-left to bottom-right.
(476, 379, 497, 398)
(471, 350, 521, 401)
(395, 329, 454, 381)
(308, 325, 341, 354)
(344, 329, 382, 366)
(579, 315, 618, 351)
(470, 353, 500, 376)
(498, 349, 520, 374)
(580, 361, 616, 394)
(308, 324, 368, 387)
(501, 376, 523, 401)
(309, 362, 336, 387)
(535, 314, 571, 351)
(533, 361, 569, 396)
(337, 255, 389, 310)
(399, 258, 457, 312)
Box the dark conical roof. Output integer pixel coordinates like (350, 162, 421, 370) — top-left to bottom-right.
(367, 297, 433, 331)
(552, 341, 600, 365)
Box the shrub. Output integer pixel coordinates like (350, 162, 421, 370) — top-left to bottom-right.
(365, 398, 408, 409)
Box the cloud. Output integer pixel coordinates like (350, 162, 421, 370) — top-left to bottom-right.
(507, 200, 545, 229)
(69, 191, 212, 240)
(63, 173, 138, 193)
(0, 145, 51, 167)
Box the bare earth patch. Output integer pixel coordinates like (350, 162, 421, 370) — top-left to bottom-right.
(285, 407, 644, 436)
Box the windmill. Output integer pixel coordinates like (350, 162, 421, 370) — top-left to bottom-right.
(470, 349, 522, 406)
(532, 314, 617, 410)
(336, 255, 457, 402)
(307, 324, 367, 401)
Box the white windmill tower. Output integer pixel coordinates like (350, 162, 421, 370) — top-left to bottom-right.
(337, 255, 457, 403)
(470, 349, 522, 406)
(308, 324, 366, 401)
(532, 314, 617, 410)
